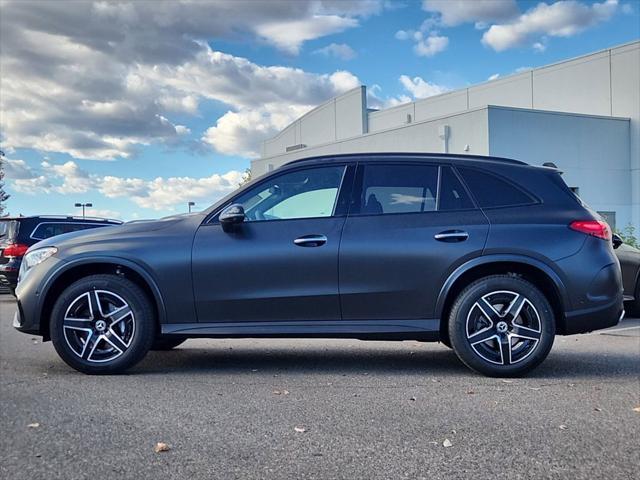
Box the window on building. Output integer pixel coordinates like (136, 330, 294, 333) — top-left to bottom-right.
(458, 167, 535, 208)
(234, 166, 345, 222)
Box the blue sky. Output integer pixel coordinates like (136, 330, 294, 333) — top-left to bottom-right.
(2, 0, 638, 220)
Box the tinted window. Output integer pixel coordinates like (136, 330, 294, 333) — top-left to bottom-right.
(359, 164, 438, 215)
(31, 222, 109, 240)
(0, 220, 18, 241)
(439, 167, 474, 211)
(234, 166, 345, 222)
(458, 167, 534, 208)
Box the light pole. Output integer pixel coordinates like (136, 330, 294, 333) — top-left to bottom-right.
(188, 201, 195, 213)
(74, 202, 92, 218)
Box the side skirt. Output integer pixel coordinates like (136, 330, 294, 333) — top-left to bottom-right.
(161, 319, 440, 341)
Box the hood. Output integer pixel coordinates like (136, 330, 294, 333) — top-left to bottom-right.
(30, 213, 203, 251)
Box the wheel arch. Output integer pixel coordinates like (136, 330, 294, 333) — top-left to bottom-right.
(38, 257, 167, 341)
(436, 255, 570, 343)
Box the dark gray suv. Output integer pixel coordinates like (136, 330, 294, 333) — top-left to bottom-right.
(13, 153, 624, 376)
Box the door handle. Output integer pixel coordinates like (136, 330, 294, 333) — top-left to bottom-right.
(434, 230, 469, 242)
(294, 234, 327, 247)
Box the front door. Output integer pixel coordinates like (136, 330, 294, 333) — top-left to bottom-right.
(192, 164, 352, 323)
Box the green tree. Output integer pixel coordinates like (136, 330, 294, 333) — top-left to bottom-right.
(0, 151, 10, 217)
(615, 223, 638, 249)
(239, 167, 252, 187)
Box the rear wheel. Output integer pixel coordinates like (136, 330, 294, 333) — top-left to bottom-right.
(50, 274, 155, 374)
(448, 275, 555, 377)
(151, 336, 187, 351)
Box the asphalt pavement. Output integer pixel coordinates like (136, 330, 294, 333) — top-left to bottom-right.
(1, 295, 638, 480)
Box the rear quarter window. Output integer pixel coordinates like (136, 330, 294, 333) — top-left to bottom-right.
(457, 167, 536, 208)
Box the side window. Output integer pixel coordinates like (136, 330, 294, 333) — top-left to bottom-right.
(63, 223, 104, 234)
(32, 223, 66, 240)
(439, 167, 474, 211)
(458, 167, 535, 208)
(233, 166, 345, 222)
(358, 164, 438, 215)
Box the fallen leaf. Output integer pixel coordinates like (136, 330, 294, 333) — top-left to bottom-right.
(443, 439, 452, 448)
(27, 423, 40, 428)
(466, 390, 475, 395)
(273, 390, 290, 396)
(633, 406, 640, 413)
(294, 426, 307, 433)
(451, 429, 457, 435)
(559, 425, 567, 430)
(409, 396, 417, 401)
(154, 442, 170, 453)
(594, 407, 602, 412)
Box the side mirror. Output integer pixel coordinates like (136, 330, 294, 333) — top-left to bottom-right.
(219, 204, 245, 232)
(612, 233, 623, 250)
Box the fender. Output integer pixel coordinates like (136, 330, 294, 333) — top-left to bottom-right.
(434, 253, 570, 318)
(37, 255, 168, 324)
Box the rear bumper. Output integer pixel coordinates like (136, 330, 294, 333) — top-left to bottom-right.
(562, 294, 624, 335)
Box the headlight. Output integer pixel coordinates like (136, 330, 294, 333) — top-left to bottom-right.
(18, 247, 58, 282)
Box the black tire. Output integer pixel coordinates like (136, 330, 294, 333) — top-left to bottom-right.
(50, 274, 156, 374)
(151, 336, 187, 351)
(448, 275, 555, 377)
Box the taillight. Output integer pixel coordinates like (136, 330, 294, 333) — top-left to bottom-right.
(569, 220, 612, 241)
(3, 243, 29, 257)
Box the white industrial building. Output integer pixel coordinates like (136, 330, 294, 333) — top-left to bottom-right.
(252, 41, 640, 231)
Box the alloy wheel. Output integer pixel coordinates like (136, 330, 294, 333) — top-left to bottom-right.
(465, 290, 542, 366)
(62, 290, 136, 363)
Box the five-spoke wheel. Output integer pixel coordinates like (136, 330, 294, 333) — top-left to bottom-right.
(62, 290, 135, 363)
(449, 275, 555, 377)
(50, 274, 155, 374)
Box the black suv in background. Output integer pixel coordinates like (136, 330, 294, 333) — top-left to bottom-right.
(1, 216, 122, 294)
(13, 154, 624, 376)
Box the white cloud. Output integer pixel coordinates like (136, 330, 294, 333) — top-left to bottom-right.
(482, 0, 620, 51)
(422, 0, 520, 26)
(100, 171, 244, 210)
(0, 1, 374, 160)
(488, 73, 500, 81)
(76, 208, 122, 220)
(413, 33, 449, 57)
(255, 16, 358, 55)
(8, 159, 244, 211)
(313, 43, 358, 60)
(399, 75, 449, 99)
(3, 159, 37, 180)
(202, 104, 313, 159)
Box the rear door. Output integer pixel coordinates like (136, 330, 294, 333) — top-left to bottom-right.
(339, 162, 489, 321)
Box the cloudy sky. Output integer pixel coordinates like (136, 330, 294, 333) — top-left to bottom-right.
(1, 0, 638, 220)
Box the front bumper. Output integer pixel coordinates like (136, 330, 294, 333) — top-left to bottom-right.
(13, 256, 64, 338)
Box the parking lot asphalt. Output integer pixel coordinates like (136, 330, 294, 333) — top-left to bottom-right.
(1, 295, 638, 480)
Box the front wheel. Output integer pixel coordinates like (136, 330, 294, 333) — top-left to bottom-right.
(448, 275, 555, 377)
(50, 274, 156, 374)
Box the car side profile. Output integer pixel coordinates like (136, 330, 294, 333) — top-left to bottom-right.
(13, 153, 624, 376)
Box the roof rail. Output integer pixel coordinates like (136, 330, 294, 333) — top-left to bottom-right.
(285, 152, 528, 166)
(2, 215, 123, 224)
